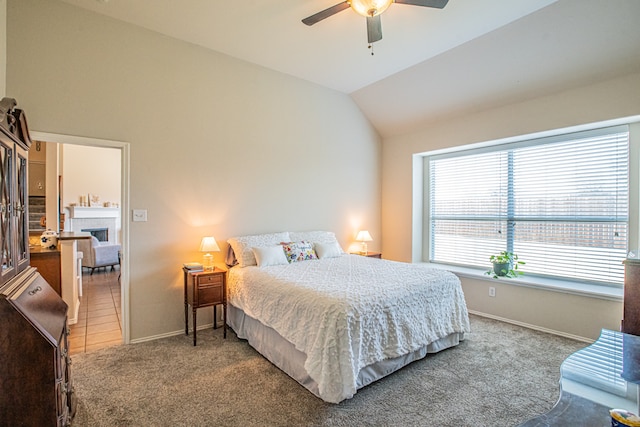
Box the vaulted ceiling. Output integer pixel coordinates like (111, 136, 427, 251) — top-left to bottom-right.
(58, 0, 640, 137)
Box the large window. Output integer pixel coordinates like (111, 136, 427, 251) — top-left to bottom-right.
(427, 125, 629, 286)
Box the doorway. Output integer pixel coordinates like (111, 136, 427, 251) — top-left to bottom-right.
(30, 131, 130, 349)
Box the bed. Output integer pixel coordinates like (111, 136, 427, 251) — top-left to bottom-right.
(225, 231, 470, 403)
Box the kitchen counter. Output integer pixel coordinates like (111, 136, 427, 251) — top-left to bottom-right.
(58, 231, 92, 240)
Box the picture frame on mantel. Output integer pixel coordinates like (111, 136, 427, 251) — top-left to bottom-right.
(89, 194, 101, 207)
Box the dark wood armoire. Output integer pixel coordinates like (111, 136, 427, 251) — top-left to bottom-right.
(0, 98, 76, 426)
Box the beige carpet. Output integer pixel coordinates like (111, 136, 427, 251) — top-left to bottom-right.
(70, 315, 585, 427)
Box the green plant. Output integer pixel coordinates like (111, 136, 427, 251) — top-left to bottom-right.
(486, 251, 525, 278)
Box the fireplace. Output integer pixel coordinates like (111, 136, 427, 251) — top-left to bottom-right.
(66, 206, 119, 245)
(82, 227, 108, 242)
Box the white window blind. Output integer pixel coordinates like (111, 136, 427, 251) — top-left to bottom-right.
(427, 125, 629, 286)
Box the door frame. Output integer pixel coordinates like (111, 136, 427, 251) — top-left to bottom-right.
(30, 131, 131, 344)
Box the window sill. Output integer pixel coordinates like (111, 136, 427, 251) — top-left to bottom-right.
(425, 263, 623, 302)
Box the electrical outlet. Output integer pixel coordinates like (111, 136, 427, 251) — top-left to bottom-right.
(489, 287, 496, 297)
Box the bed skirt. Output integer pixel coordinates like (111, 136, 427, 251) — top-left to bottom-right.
(227, 303, 465, 403)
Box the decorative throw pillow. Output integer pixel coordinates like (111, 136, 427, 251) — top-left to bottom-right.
(314, 242, 344, 259)
(251, 245, 288, 267)
(281, 241, 318, 263)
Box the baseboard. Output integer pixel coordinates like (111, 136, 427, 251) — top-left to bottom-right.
(133, 312, 592, 346)
(129, 322, 221, 345)
(468, 310, 593, 343)
(67, 297, 80, 325)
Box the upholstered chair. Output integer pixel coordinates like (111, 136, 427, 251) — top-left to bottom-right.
(77, 236, 121, 275)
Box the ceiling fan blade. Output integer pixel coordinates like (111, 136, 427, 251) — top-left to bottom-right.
(394, 0, 449, 8)
(366, 15, 383, 44)
(302, 2, 350, 26)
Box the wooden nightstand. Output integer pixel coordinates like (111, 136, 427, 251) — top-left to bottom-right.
(352, 252, 382, 259)
(183, 267, 227, 346)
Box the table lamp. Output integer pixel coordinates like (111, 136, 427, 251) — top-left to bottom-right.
(199, 236, 220, 271)
(356, 230, 373, 255)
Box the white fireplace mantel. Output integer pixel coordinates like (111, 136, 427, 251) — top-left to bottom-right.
(67, 206, 119, 219)
(65, 206, 120, 244)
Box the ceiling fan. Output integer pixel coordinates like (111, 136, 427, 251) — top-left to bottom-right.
(302, 0, 449, 45)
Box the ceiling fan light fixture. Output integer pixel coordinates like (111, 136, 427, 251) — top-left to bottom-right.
(349, 0, 393, 17)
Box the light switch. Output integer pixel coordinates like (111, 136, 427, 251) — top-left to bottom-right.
(132, 209, 147, 222)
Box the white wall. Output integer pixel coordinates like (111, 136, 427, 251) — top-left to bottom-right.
(6, 0, 381, 341)
(45, 141, 58, 234)
(382, 72, 640, 340)
(61, 144, 121, 208)
(60, 144, 121, 243)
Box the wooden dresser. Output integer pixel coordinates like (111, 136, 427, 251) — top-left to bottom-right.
(0, 98, 76, 425)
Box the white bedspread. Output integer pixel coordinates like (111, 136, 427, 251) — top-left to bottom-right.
(227, 254, 470, 403)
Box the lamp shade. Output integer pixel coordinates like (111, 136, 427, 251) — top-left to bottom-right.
(199, 236, 220, 253)
(356, 230, 373, 242)
(350, 0, 393, 17)
(200, 236, 219, 271)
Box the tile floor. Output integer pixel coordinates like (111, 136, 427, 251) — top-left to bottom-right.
(68, 268, 122, 355)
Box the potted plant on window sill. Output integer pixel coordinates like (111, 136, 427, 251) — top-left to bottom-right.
(487, 251, 525, 279)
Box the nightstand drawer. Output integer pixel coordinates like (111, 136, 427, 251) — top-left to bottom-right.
(197, 274, 223, 286)
(198, 284, 223, 305)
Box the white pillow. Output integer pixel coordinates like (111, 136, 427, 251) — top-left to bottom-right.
(315, 242, 344, 259)
(227, 232, 291, 268)
(252, 245, 288, 267)
(289, 231, 344, 252)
